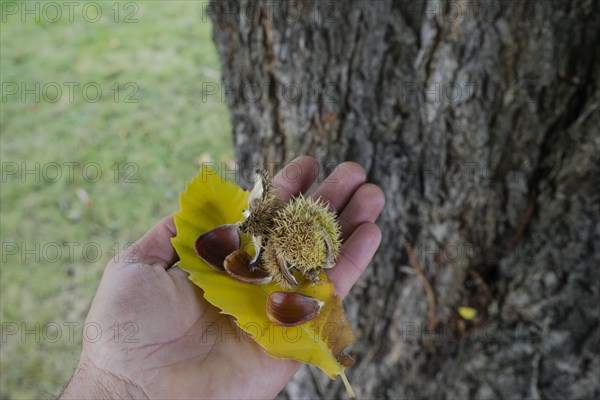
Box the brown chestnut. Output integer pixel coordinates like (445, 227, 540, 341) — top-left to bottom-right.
(266, 292, 323, 327)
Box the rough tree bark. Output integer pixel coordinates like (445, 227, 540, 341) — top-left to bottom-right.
(209, 1, 599, 398)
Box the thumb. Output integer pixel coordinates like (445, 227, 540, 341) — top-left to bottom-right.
(122, 215, 179, 268)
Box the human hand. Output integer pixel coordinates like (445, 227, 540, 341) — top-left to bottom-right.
(61, 156, 384, 399)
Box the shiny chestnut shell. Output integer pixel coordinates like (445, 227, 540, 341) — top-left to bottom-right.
(194, 224, 240, 271)
(266, 292, 323, 327)
(224, 250, 272, 284)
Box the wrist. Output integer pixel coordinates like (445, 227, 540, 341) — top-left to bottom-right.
(60, 358, 147, 399)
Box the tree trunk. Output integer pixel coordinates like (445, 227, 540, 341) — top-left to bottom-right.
(210, 1, 600, 398)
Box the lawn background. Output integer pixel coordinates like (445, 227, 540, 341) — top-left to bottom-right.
(0, 1, 233, 397)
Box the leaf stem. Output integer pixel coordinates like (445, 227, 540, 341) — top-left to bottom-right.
(340, 371, 355, 398)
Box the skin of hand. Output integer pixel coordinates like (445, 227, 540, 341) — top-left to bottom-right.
(60, 156, 385, 399)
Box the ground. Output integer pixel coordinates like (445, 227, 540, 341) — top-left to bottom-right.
(0, 1, 232, 397)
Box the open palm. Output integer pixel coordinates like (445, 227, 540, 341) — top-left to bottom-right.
(61, 156, 384, 399)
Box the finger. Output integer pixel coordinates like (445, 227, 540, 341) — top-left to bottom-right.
(125, 214, 179, 268)
(166, 264, 189, 280)
(326, 222, 382, 298)
(337, 183, 385, 240)
(273, 156, 319, 202)
(311, 162, 366, 214)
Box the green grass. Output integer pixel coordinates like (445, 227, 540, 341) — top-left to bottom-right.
(0, 1, 232, 397)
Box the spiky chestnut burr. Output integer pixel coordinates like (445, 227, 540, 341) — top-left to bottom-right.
(239, 169, 342, 288)
(265, 196, 342, 284)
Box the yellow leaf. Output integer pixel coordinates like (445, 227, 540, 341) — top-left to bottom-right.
(458, 306, 477, 320)
(171, 166, 356, 397)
